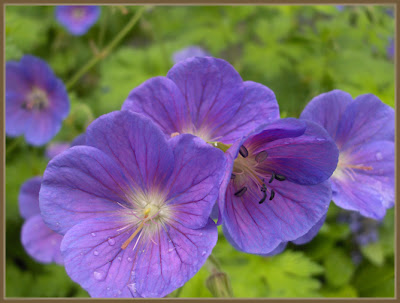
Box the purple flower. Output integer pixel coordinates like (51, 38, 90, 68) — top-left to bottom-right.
(172, 46, 210, 64)
(39, 111, 226, 298)
(19, 176, 63, 265)
(387, 38, 394, 60)
(122, 57, 279, 144)
(6, 55, 70, 146)
(336, 5, 345, 11)
(218, 118, 339, 254)
(46, 133, 86, 159)
(300, 90, 394, 220)
(55, 6, 100, 36)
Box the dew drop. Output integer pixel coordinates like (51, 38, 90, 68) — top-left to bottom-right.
(55, 222, 60, 226)
(93, 250, 99, 256)
(199, 233, 203, 236)
(107, 287, 111, 291)
(93, 270, 105, 281)
(107, 238, 116, 246)
(128, 283, 136, 295)
(91, 232, 96, 237)
(201, 251, 207, 256)
(127, 257, 132, 262)
(117, 256, 122, 261)
(168, 248, 174, 253)
(376, 152, 383, 160)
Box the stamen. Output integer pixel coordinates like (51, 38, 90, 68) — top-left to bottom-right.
(234, 187, 247, 197)
(255, 151, 268, 163)
(275, 174, 286, 181)
(231, 174, 236, 179)
(269, 189, 275, 201)
(258, 183, 268, 204)
(269, 173, 275, 183)
(121, 209, 150, 250)
(239, 145, 249, 158)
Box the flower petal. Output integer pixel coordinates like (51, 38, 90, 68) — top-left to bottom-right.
(335, 94, 395, 150)
(254, 120, 339, 185)
(6, 61, 31, 94)
(122, 76, 188, 136)
(222, 180, 331, 254)
(18, 176, 42, 220)
(20, 55, 58, 90)
(86, 111, 174, 191)
(5, 92, 31, 137)
(40, 146, 130, 235)
(24, 111, 62, 146)
(61, 216, 217, 298)
(166, 57, 245, 142)
(300, 89, 352, 139)
(211, 81, 280, 143)
(331, 140, 394, 219)
(292, 213, 327, 245)
(21, 214, 63, 265)
(165, 134, 226, 229)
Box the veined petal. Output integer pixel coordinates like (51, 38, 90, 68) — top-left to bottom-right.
(86, 111, 174, 191)
(166, 57, 245, 142)
(300, 89, 352, 139)
(18, 176, 42, 220)
(122, 76, 188, 136)
(335, 94, 395, 150)
(40, 146, 131, 235)
(331, 140, 394, 219)
(21, 214, 63, 265)
(292, 213, 327, 245)
(5, 92, 31, 137)
(255, 120, 339, 185)
(165, 134, 226, 229)
(61, 216, 217, 298)
(222, 180, 331, 254)
(25, 111, 62, 146)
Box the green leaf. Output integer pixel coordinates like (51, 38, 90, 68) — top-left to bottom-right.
(320, 285, 358, 297)
(324, 248, 355, 288)
(353, 262, 394, 297)
(360, 242, 384, 266)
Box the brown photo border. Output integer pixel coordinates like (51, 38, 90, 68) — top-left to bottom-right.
(1, 0, 398, 302)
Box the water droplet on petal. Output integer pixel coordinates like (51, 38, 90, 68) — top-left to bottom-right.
(56, 222, 60, 226)
(128, 283, 136, 295)
(127, 257, 132, 262)
(93, 250, 99, 256)
(376, 152, 383, 160)
(168, 248, 174, 253)
(107, 238, 116, 246)
(91, 233, 96, 237)
(201, 251, 207, 256)
(117, 256, 122, 261)
(199, 233, 203, 236)
(107, 287, 111, 291)
(93, 270, 105, 281)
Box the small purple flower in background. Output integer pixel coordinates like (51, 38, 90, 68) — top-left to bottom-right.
(122, 57, 279, 145)
(39, 111, 226, 298)
(55, 6, 100, 36)
(219, 118, 338, 254)
(387, 38, 394, 60)
(300, 90, 394, 220)
(46, 133, 86, 159)
(172, 46, 210, 64)
(19, 176, 63, 265)
(336, 5, 345, 11)
(6, 55, 70, 146)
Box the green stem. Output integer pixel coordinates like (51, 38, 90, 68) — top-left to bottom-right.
(6, 136, 24, 158)
(97, 6, 108, 49)
(205, 253, 222, 273)
(174, 285, 184, 297)
(65, 6, 147, 90)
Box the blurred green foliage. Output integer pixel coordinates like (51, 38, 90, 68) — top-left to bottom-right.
(5, 5, 394, 298)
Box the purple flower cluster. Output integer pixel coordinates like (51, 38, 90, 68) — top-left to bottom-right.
(14, 55, 393, 298)
(55, 6, 100, 36)
(6, 55, 70, 146)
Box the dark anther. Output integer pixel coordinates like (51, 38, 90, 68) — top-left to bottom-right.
(275, 174, 286, 181)
(255, 151, 268, 163)
(234, 187, 247, 197)
(239, 145, 248, 158)
(21, 103, 28, 110)
(258, 183, 268, 204)
(269, 172, 275, 184)
(269, 189, 275, 201)
(231, 174, 236, 180)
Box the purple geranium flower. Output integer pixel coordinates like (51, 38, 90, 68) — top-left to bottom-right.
(122, 57, 279, 144)
(300, 90, 394, 220)
(55, 6, 100, 36)
(172, 46, 210, 64)
(39, 111, 226, 298)
(218, 118, 339, 254)
(19, 176, 63, 265)
(6, 55, 70, 146)
(46, 133, 86, 159)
